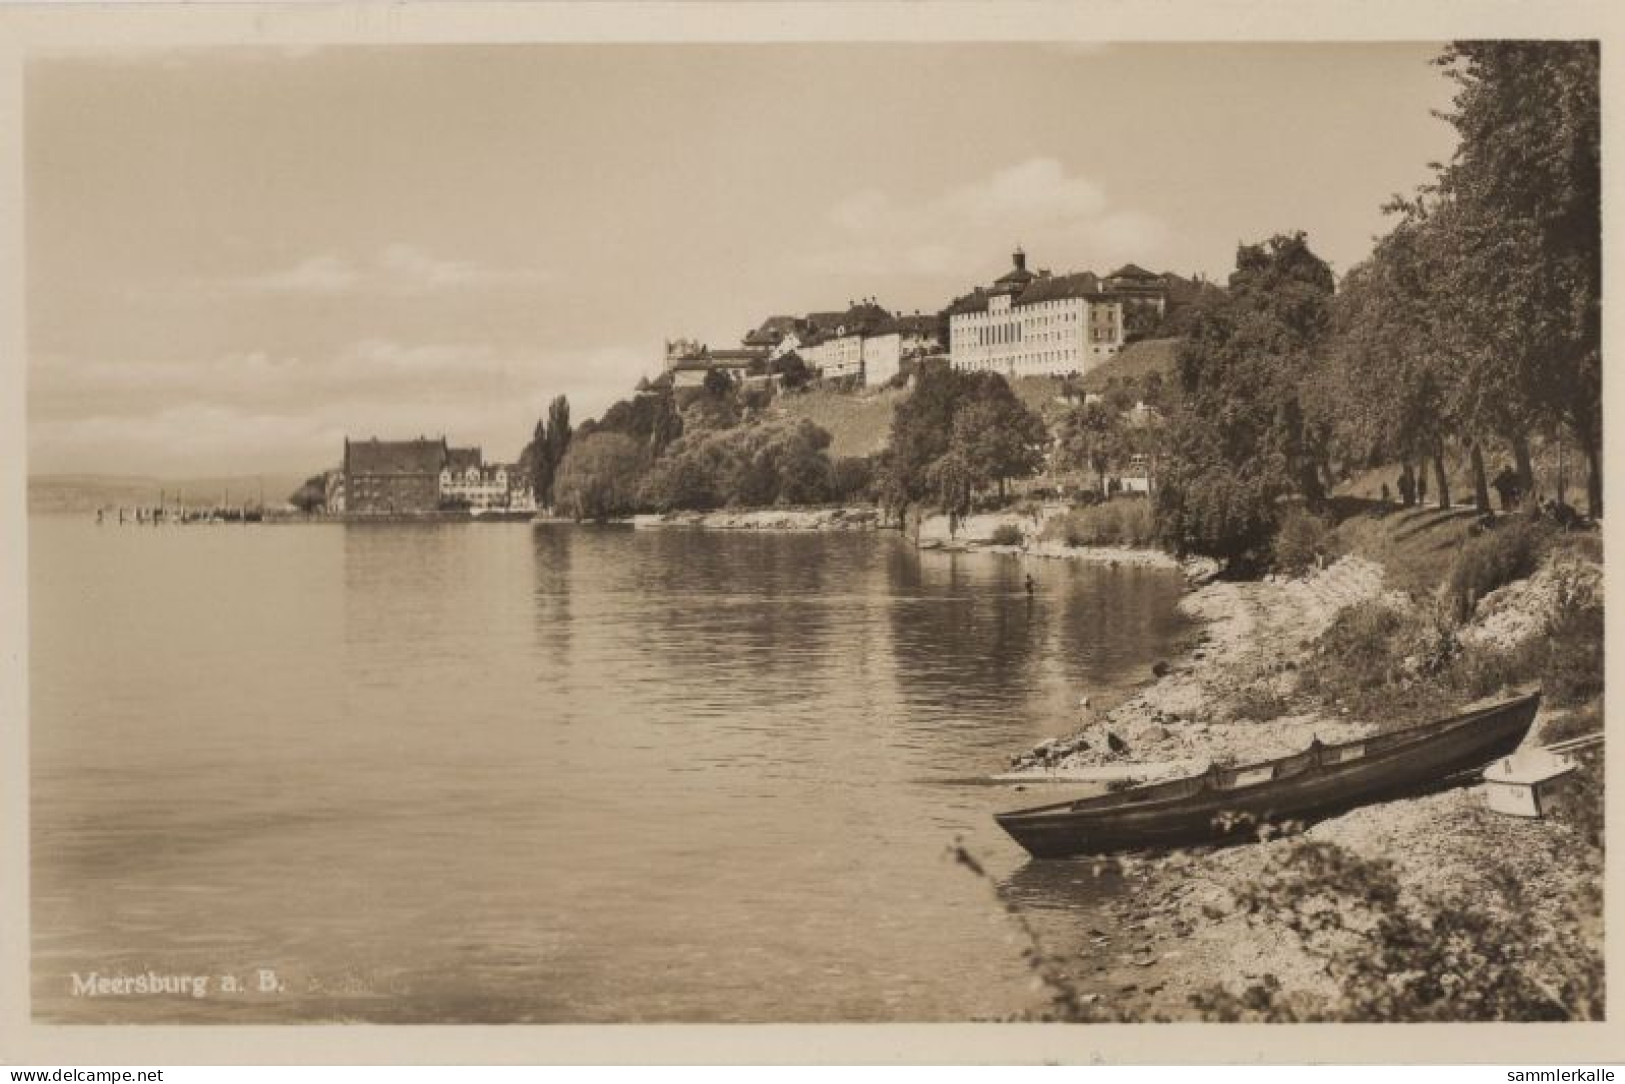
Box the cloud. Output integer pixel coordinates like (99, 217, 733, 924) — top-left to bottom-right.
(29, 339, 652, 477)
(248, 254, 359, 294)
(799, 157, 1169, 284)
(227, 244, 552, 297)
(939, 158, 1108, 225)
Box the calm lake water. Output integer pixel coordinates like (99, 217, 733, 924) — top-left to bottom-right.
(30, 517, 1191, 1022)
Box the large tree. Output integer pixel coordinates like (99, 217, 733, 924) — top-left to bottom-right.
(288, 474, 327, 513)
(1156, 233, 1336, 565)
(553, 431, 644, 522)
(947, 393, 1046, 501)
(637, 418, 839, 512)
(1327, 206, 1461, 511)
(881, 365, 1044, 513)
(525, 395, 574, 510)
(1054, 400, 1128, 495)
(1431, 42, 1601, 513)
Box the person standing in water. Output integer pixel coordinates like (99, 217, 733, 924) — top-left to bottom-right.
(1024, 573, 1036, 597)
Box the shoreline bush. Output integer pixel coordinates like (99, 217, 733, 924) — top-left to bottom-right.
(1271, 507, 1332, 575)
(1039, 498, 1158, 548)
(1447, 519, 1554, 622)
(989, 523, 1024, 547)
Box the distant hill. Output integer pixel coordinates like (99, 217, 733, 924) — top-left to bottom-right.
(28, 473, 309, 515)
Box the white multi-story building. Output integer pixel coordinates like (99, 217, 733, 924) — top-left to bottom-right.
(440, 461, 512, 511)
(800, 331, 865, 380)
(861, 313, 945, 387)
(789, 300, 891, 382)
(947, 249, 1125, 378)
(860, 333, 902, 387)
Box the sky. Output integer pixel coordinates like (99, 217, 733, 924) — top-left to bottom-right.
(26, 42, 1461, 478)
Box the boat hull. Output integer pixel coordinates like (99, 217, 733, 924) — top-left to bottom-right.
(996, 692, 1540, 859)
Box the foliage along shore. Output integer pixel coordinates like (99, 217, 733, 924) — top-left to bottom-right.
(628, 500, 1228, 582)
(631, 506, 889, 532)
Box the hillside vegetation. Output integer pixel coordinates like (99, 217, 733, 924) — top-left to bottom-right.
(770, 385, 906, 460)
(1077, 336, 1180, 393)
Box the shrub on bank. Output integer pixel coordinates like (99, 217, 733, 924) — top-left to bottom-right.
(1542, 700, 1605, 850)
(1038, 498, 1157, 548)
(1298, 601, 1419, 701)
(1447, 519, 1553, 623)
(1231, 680, 1292, 723)
(1271, 508, 1332, 575)
(1297, 554, 1603, 730)
(637, 419, 843, 512)
(830, 456, 875, 504)
(1542, 572, 1605, 708)
(989, 523, 1024, 547)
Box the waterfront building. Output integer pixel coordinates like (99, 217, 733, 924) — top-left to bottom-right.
(507, 480, 538, 514)
(946, 248, 1126, 378)
(342, 436, 529, 514)
(439, 454, 512, 511)
(343, 437, 451, 514)
(322, 469, 346, 514)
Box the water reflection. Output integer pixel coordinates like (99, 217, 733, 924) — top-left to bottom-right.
(33, 517, 1190, 1022)
(998, 855, 1131, 913)
(531, 523, 574, 670)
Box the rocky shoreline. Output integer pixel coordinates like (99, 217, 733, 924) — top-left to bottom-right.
(631, 507, 891, 531)
(996, 554, 1600, 1019)
(1007, 557, 1393, 780)
(630, 504, 1224, 579)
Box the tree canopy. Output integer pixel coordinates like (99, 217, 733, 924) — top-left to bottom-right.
(524, 395, 574, 509)
(1432, 41, 1601, 512)
(1156, 232, 1336, 564)
(881, 365, 1046, 513)
(638, 419, 840, 512)
(1054, 400, 1128, 494)
(553, 431, 645, 522)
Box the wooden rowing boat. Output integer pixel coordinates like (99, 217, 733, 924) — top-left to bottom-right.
(995, 689, 1541, 859)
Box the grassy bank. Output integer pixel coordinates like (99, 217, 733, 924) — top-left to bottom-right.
(770, 386, 905, 460)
